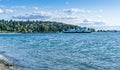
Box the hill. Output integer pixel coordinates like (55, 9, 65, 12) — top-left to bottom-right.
(0, 20, 95, 33)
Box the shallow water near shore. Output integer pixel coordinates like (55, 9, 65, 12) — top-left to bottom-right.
(0, 32, 120, 70)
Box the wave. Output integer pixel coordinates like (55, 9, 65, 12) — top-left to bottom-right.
(0, 54, 14, 70)
(0, 54, 31, 70)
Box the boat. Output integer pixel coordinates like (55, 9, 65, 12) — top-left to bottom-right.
(63, 29, 91, 33)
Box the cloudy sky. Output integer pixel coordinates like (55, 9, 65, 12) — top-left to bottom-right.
(0, 0, 120, 29)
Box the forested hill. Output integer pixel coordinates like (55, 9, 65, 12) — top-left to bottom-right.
(0, 20, 95, 33)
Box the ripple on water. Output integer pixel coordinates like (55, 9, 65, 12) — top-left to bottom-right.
(0, 33, 120, 70)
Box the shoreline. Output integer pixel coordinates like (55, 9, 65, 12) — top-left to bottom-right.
(0, 33, 21, 34)
(0, 55, 14, 70)
(0, 30, 118, 34)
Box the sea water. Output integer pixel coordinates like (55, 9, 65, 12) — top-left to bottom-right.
(0, 32, 120, 70)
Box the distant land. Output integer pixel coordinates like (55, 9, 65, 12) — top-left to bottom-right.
(0, 20, 95, 33)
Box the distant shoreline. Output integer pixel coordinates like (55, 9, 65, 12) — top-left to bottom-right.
(0, 31, 118, 34)
(0, 33, 21, 34)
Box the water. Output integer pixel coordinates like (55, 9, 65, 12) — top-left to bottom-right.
(0, 32, 120, 70)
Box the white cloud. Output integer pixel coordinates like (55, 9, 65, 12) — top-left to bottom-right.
(79, 19, 106, 26)
(11, 8, 105, 26)
(99, 9, 103, 13)
(0, 8, 13, 14)
(0, 9, 4, 13)
(11, 6, 26, 9)
(5, 9, 13, 13)
(33, 6, 39, 10)
(97, 15, 103, 18)
(63, 8, 93, 14)
(54, 15, 77, 20)
(12, 10, 78, 20)
(63, 8, 84, 14)
(13, 11, 51, 19)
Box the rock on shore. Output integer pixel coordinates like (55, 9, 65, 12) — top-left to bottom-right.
(0, 55, 14, 70)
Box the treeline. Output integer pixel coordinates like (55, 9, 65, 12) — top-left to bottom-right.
(0, 20, 95, 33)
(97, 30, 117, 32)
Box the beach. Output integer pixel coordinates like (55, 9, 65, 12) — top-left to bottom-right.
(0, 55, 14, 70)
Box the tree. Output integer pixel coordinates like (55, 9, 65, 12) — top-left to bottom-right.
(0, 20, 94, 33)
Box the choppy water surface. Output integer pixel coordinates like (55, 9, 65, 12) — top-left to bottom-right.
(0, 32, 120, 70)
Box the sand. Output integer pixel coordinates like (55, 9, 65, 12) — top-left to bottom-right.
(0, 55, 14, 70)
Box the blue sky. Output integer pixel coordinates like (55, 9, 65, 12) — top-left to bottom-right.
(0, 0, 120, 29)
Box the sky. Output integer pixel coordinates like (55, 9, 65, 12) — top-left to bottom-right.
(0, 0, 120, 30)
